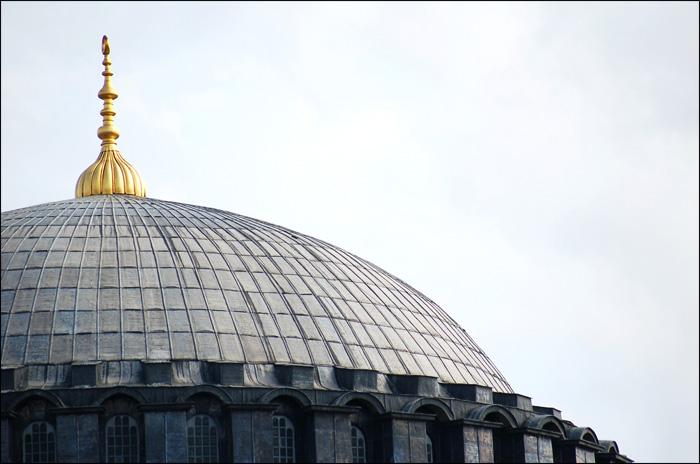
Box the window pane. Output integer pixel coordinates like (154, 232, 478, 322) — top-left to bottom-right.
(273, 415, 295, 463)
(23, 422, 56, 463)
(426, 435, 433, 463)
(351, 426, 366, 463)
(187, 415, 219, 463)
(106, 415, 139, 463)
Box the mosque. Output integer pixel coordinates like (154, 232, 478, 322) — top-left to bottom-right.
(0, 36, 632, 463)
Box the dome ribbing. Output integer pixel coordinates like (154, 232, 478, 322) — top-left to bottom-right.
(1, 195, 512, 393)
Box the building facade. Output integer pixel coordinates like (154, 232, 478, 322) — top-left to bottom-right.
(0, 37, 631, 463)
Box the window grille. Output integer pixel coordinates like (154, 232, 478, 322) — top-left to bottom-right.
(106, 415, 139, 463)
(187, 415, 219, 463)
(351, 426, 366, 463)
(426, 434, 434, 463)
(23, 421, 56, 463)
(272, 415, 295, 463)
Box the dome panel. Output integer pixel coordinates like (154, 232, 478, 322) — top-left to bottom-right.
(1, 195, 513, 393)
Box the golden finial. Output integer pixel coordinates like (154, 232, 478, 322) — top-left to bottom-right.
(76, 36, 146, 198)
(97, 35, 120, 145)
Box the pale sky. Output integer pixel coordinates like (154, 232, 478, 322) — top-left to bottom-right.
(2, 2, 698, 462)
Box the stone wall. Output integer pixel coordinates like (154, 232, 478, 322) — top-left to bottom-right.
(0, 370, 632, 463)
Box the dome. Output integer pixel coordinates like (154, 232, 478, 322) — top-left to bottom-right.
(1, 36, 633, 464)
(1, 194, 512, 393)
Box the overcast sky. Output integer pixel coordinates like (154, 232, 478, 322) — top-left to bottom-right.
(2, 2, 698, 462)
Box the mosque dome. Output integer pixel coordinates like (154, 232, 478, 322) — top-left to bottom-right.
(0, 36, 630, 464)
(1, 193, 512, 393)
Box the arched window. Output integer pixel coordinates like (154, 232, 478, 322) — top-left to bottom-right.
(485, 411, 513, 463)
(272, 415, 295, 463)
(351, 426, 366, 463)
(426, 434, 434, 463)
(23, 421, 56, 463)
(106, 415, 139, 463)
(187, 415, 219, 463)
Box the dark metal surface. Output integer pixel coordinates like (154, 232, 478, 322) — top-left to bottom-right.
(1, 195, 512, 392)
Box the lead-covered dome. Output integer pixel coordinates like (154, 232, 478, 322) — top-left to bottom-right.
(1, 194, 512, 393)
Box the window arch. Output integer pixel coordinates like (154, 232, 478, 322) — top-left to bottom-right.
(23, 421, 56, 463)
(106, 415, 139, 463)
(351, 426, 366, 463)
(426, 433, 434, 463)
(272, 415, 295, 463)
(187, 415, 219, 463)
(416, 404, 446, 464)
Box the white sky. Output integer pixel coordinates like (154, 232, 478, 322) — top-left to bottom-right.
(2, 2, 698, 462)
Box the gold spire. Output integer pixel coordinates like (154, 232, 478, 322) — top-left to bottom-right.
(76, 36, 146, 198)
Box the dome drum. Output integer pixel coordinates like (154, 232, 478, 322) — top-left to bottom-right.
(333, 366, 377, 392)
(1, 360, 480, 400)
(444, 383, 494, 403)
(492, 392, 533, 411)
(389, 374, 438, 397)
(2, 373, 607, 463)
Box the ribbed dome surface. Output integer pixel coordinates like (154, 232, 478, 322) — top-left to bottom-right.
(1, 195, 512, 393)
